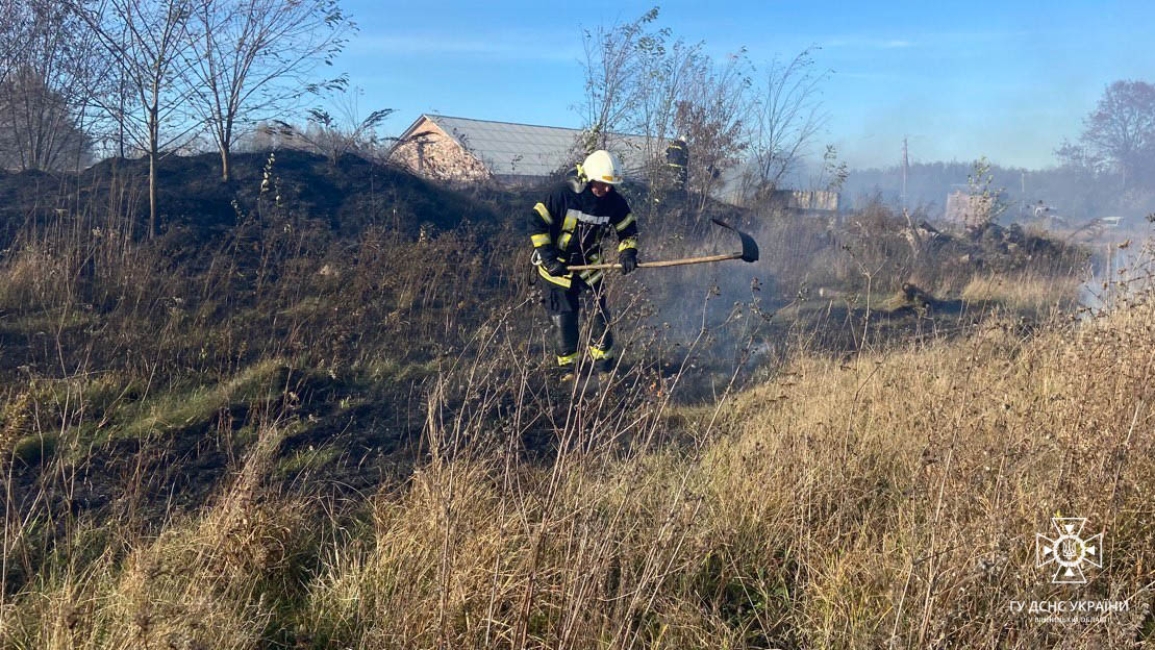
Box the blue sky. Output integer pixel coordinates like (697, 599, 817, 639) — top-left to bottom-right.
(333, 1, 1155, 170)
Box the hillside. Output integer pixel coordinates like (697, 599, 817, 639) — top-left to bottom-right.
(1, 150, 1148, 648)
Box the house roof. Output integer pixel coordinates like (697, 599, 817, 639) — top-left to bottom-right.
(397, 114, 652, 178)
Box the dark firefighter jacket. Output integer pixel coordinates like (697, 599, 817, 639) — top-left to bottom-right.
(529, 176, 638, 289)
(666, 140, 688, 168)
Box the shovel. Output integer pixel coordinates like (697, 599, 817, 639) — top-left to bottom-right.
(567, 218, 759, 271)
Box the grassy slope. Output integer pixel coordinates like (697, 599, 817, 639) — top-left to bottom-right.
(1, 152, 1149, 648)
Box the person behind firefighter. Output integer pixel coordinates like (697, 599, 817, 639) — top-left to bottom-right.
(529, 149, 639, 382)
(665, 136, 688, 192)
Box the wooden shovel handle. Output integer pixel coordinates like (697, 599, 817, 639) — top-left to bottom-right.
(567, 252, 743, 271)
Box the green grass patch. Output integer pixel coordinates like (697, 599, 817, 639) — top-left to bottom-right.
(12, 430, 58, 466)
(274, 443, 341, 479)
(102, 358, 293, 446)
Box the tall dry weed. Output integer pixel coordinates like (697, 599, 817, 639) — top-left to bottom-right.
(0, 163, 1139, 649)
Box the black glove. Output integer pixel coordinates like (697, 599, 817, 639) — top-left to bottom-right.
(541, 248, 568, 276)
(619, 248, 638, 275)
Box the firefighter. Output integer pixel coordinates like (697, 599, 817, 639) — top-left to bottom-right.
(665, 136, 688, 192)
(529, 149, 639, 382)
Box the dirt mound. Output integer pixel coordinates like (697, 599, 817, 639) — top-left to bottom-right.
(0, 150, 499, 246)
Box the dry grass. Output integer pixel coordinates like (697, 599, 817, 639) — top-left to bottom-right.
(713, 305, 1155, 647)
(291, 299, 1154, 648)
(2, 423, 316, 649)
(8, 313, 1152, 646)
(960, 272, 1082, 317)
(1, 167, 1148, 648)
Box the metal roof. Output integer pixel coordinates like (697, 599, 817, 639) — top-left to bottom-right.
(418, 114, 652, 178)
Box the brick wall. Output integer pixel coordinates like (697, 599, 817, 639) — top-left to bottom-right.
(389, 118, 491, 183)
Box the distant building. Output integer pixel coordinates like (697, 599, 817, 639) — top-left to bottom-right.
(770, 189, 840, 213)
(388, 114, 650, 186)
(945, 190, 993, 228)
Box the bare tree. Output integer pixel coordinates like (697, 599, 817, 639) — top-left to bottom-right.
(743, 47, 830, 202)
(577, 7, 659, 151)
(1080, 80, 1155, 192)
(578, 6, 743, 206)
(576, 7, 757, 222)
(70, 0, 198, 238)
(577, 9, 832, 214)
(0, 70, 93, 171)
(184, 0, 352, 182)
(629, 36, 704, 193)
(810, 144, 848, 193)
(674, 50, 753, 210)
(0, 0, 22, 89)
(0, 0, 102, 171)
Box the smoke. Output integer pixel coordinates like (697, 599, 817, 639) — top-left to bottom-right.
(611, 211, 796, 401)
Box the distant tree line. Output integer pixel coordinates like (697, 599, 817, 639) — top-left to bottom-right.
(0, 0, 353, 237)
(846, 80, 1155, 224)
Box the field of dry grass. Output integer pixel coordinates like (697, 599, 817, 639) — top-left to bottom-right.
(0, 154, 1150, 648)
(5, 289, 1154, 648)
(305, 298, 1154, 648)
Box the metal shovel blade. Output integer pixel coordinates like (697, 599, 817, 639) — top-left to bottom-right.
(710, 218, 759, 263)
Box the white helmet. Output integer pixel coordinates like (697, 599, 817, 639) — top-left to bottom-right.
(582, 150, 623, 185)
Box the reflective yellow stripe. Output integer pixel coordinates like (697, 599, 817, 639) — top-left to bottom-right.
(615, 213, 636, 232)
(530, 233, 551, 247)
(537, 265, 571, 288)
(618, 237, 637, 251)
(588, 345, 613, 360)
(578, 253, 603, 284)
(534, 203, 553, 225)
(557, 210, 580, 250)
(557, 352, 578, 366)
